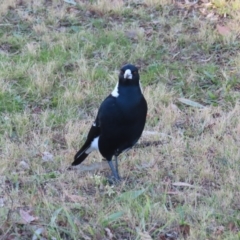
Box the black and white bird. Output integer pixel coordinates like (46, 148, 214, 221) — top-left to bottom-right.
(72, 64, 147, 182)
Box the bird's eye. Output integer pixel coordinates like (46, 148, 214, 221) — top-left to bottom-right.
(133, 71, 137, 75)
(120, 70, 124, 74)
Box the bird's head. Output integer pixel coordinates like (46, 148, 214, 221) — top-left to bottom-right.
(111, 64, 142, 97)
(119, 64, 139, 84)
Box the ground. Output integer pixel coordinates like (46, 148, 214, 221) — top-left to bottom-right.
(0, 0, 240, 239)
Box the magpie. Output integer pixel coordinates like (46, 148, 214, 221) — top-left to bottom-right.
(72, 64, 147, 182)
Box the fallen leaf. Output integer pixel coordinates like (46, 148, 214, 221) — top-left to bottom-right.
(206, 12, 214, 18)
(179, 224, 190, 238)
(105, 228, 113, 240)
(32, 227, 45, 240)
(178, 98, 205, 108)
(205, 12, 218, 21)
(125, 30, 138, 40)
(184, 0, 198, 6)
(138, 230, 153, 240)
(42, 152, 54, 162)
(216, 24, 231, 36)
(20, 209, 38, 224)
(152, 20, 160, 25)
(0, 198, 4, 207)
(52, 133, 67, 148)
(32, 106, 42, 114)
(172, 182, 195, 188)
(212, 112, 221, 118)
(165, 231, 178, 239)
(202, 1, 212, 5)
(137, 158, 156, 169)
(19, 160, 30, 170)
(159, 234, 167, 240)
(64, 0, 76, 5)
(228, 222, 237, 232)
(170, 104, 181, 113)
(175, 2, 185, 8)
(143, 130, 163, 135)
(66, 194, 86, 203)
(167, 191, 181, 195)
(3, 233, 16, 240)
(215, 225, 225, 236)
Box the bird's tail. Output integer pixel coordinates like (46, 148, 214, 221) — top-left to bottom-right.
(72, 147, 89, 165)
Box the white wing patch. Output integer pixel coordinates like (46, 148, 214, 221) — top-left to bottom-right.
(139, 82, 143, 93)
(111, 82, 119, 97)
(85, 136, 99, 154)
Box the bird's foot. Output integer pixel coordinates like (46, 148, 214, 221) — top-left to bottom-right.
(107, 175, 121, 185)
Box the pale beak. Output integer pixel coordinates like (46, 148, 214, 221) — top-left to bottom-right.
(124, 69, 132, 79)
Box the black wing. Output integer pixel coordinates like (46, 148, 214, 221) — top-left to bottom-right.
(97, 94, 147, 159)
(72, 94, 114, 166)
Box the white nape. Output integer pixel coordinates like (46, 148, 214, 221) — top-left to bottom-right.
(111, 82, 119, 97)
(86, 136, 99, 154)
(124, 69, 132, 79)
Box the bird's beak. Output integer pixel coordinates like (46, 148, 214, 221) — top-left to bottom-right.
(124, 69, 132, 79)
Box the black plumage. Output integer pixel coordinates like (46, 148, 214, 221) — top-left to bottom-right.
(72, 64, 147, 182)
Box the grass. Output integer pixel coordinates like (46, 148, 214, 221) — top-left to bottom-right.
(0, 0, 240, 239)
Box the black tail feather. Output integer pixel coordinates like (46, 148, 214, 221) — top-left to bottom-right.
(72, 123, 100, 166)
(72, 149, 89, 165)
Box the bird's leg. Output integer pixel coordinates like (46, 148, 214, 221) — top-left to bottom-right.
(107, 160, 121, 184)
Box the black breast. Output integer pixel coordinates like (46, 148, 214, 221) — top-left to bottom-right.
(98, 86, 147, 160)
